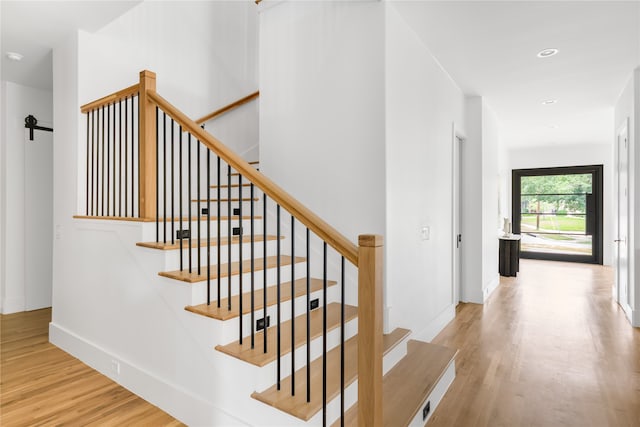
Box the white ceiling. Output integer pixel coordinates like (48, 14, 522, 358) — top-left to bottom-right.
(1, 1, 141, 90)
(392, 1, 640, 149)
(2, 1, 639, 149)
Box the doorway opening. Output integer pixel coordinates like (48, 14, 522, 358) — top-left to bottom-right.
(512, 165, 603, 264)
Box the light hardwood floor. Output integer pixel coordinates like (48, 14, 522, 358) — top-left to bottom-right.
(2, 260, 638, 426)
(0, 308, 183, 426)
(428, 259, 640, 427)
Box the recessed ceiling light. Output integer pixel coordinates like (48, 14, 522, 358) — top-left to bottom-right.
(542, 99, 557, 105)
(537, 48, 559, 58)
(6, 51, 23, 61)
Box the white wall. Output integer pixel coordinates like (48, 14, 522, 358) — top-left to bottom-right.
(385, 5, 465, 340)
(635, 68, 640, 324)
(506, 142, 614, 267)
(78, 0, 259, 161)
(462, 97, 501, 304)
(615, 68, 638, 325)
(481, 103, 501, 297)
(259, 1, 386, 245)
(0, 80, 53, 313)
(51, 2, 265, 423)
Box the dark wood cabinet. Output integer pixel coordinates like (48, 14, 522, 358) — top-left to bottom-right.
(499, 235, 521, 277)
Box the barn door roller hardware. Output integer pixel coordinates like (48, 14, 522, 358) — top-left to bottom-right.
(24, 115, 53, 141)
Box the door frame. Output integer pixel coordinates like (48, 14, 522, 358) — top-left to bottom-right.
(615, 118, 631, 314)
(451, 123, 466, 305)
(512, 164, 604, 264)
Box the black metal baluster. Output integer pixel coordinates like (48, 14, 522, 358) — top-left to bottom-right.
(263, 193, 268, 354)
(124, 97, 128, 216)
(106, 103, 110, 216)
(291, 216, 295, 396)
(91, 110, 95, 216)
(197, 141, 201, 276)
(188, 134, 192, 273)
(179, 126, 183, 271)
(340, 256, 345, 427)
(207, 149, 211, 305)
(163, 112, 167, 244)
(86, 113, 89, 215)
(171, 119, 175, 245)
(250, 183, 255, 348)
(239, 175, 243, 344)
(306, 228, 311, 403)
(101, 105, 105, 216)
(131, 96, 134, 216)
(227, 165, 231, 311)
(119, 100, 122, 217)
(217, 156, 221, 307)
(155, 107, 159, 242)
(112, 101, 116, 215)
(277, 204, 281, 390)
(323, 242, 328, 427)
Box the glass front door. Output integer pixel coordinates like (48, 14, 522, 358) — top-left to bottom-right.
(512, 165, 603, 264)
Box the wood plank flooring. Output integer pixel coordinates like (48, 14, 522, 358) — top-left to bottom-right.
(0, 309, 182, 426)
(427, 259, 640, 427)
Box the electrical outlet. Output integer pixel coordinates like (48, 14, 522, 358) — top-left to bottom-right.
(111, 359, 120, 376)
(256, 316, 271, 331)
(310, 298, 319, 310)
(422, 401, 431, 421)
(176, 229, 190, 240)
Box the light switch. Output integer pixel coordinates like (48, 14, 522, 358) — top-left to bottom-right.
(421, 226, 430, 240)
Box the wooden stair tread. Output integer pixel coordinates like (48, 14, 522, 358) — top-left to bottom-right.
(192, 198, 259, 202)
(216, 303, 357, 367)
(73, 215, 257, 222)
(158, 255, 305, 283)
(210, 183, 253, 189)
(185, 277, 337, 321)
(252, 328, 411, 421)
(137, 235, 280, 251)
(335, 339, 458, 427)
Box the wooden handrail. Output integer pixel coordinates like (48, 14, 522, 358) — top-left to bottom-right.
(195, 91, 259, 125)
(80, 83, 140, 113)
(147, 90, 359, 265)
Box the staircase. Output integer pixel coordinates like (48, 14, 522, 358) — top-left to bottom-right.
(74, 70, 458, 426)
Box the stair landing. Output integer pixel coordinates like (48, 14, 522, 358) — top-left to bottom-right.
(335, 339, 457, 427)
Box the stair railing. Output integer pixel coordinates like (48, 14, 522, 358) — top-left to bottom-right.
(195, 91, 259, 126)
(79, 70, 383, 427)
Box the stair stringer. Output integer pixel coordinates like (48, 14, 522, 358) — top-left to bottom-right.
(50, 219, 322, 426)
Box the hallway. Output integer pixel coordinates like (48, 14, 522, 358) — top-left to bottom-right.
(428, 259, 640, 427)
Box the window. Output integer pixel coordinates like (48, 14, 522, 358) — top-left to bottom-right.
(512, 165, 603, 264)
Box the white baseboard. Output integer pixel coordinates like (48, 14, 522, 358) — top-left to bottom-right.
(483, 276, 500, 302)
(408, 360, 456, 426)
(49, 322, 250, 426)
(633, 309, 639, 328)
(413, 304, 455, 342)
(2, 296, 25, 314)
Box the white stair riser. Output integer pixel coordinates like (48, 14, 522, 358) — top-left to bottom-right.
(408, 361, 456, 427)
(161, 239, 279, 270)
(170, 218, 262, 237)
(143, 218, 262, 241)
(215, 291, 333, 345)
(189, 263, 310, 305)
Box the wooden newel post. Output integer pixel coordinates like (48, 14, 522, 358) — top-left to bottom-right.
(138, 70, 157, 219)
(358, 234, 383, 427)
